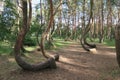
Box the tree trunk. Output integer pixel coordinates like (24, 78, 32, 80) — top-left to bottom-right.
(107, 0, 112, 40)
(99, 0, 104, 43)
(80, 0, 96, 51)
(40, 0, 59, 61)
(115, 20, 120, 67)
(82, 0, 86, 32)
(14, 0, 56, 71)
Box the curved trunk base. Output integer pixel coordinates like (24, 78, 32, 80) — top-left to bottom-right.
(15, 54, 56, 71)
(84, 38, 96, 48)
(80, 39, 90, 51)
(84, 41, 96, 48)
(36, 46, 60, 61)
(54, 54, 59, 61)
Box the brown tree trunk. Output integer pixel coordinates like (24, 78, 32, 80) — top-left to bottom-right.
(81, 0, 96, 51)
(21, 0, 32, 53)
(99, 0, 104, 43)
(82, 0, 86, 32)
(36, 0, 43, 50)
(40, 0, 59, 61)
(115, 20, 120, 67)
(40, 0, 54, 59)
(14, 0, 56, 71)
(107, 0, 112, 39)
(56, 0, 62, 37)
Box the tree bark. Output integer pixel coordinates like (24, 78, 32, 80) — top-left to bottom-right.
(14, 0, 56, 71)
(40, 0, 59, 61)
(80, 0, 96, 51)
(99, 0, 104, 43)
(107, 0, 112, 40)
(115, 20, 120, 67)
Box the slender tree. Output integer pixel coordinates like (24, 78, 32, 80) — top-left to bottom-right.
(80, 0, 96, 51)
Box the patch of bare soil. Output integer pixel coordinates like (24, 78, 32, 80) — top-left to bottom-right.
(0, 42, 120, 80)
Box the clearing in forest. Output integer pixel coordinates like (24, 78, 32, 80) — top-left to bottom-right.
(0, 41, 120, 80)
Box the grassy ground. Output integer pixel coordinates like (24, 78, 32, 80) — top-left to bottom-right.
(0, 39, 120, 80)
(87, 38, 115, 47)
(0, 38, 115, 55)
(0, 41, 12, 55)
(103, 39, 115, 47)
(0, 38, 74, 55)
(53, 38, 75, 49)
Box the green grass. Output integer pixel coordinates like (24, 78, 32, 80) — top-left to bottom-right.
(0, 38, 73, 55)
(24, 46, 36, 51)
(53, 38, 74, 49)
(103, 39, 115, 47)
(43, 38, 74, 50)
(110, 69, 120, 78)
(87, 38, 115, 47)
(0, 38, 116, 55)
(0, 41, 13, 55)
(24, 38, 74, 51)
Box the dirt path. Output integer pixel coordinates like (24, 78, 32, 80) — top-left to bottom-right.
(0, 42, 120, 80)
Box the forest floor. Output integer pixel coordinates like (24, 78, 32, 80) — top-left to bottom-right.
(0, 41, 120, 80)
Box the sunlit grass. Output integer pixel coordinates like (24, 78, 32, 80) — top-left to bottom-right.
(87, 38, 115, 47)
(103, 39, 115, 47)
(53, 38, 74, 49)
(0, 38, 74, 55)
(24, 46, 36, 51)
(0, 38, 116, 55)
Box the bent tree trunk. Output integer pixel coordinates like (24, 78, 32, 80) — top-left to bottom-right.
(84, 38, 96, 48)
(115, 20, 120, 67)
(14, 0, 56, 71)
(81, 38, 90, 51)
(80, 0, 96, 51)
(40, 0, 59, 61)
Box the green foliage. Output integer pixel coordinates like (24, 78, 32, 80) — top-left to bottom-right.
(0, 15, 11, 40)
(0, 41, 12, 55)
(23, 21, 46, 47)
(87, 38, 115, 47)
(23, 36, 36, 46)
(103, 39, 115, 47)
(45, 40, 55, 49)
(111, 0, 120, 6)
(43, 38, 74, 50)
(0, 0, 18, 41)
(31, 21, 44, 35)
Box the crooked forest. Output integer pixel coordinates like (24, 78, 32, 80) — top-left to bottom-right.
(0, 0, 120, 80)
